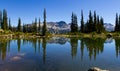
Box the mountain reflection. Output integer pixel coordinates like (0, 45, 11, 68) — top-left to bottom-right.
(47, 37, 69, 45)
(0, 37, 119, 61)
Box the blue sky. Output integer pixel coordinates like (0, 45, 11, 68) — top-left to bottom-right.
(0, 0, 120, 26)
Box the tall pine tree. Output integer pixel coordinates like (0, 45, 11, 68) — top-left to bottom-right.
(84, 20, 89, 33)
(96, 16, 105, 33)
(42, 9, 47, 36)
(38, 18, 41, 33)
(80, 10, 84, 33)
(96, 16, 100, 33)
(93, 11, 97, 32)
(115, 13, 119, 32)
(88, 11, 93, 33)
(8, 18, 12, 31)
(3, 9, 8, 30)
(118, 15, 120, 31)
(32, 18, 37, 33)
(71, 12, 78, 33)
(17, 18, 21, 32)
(26, 24, 28, 33)
(35, 18, 37, 33)
(99, 17, 105, 33)
(23, 24, 25, 33)
(0, 11, 2, 29)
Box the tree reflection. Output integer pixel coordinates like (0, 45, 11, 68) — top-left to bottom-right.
(1, 42, 7, 60)
(23, 39, 29, 46)
(0, 37, 119, 61)
(69, 38, 105, 60)
(0, 39, 10, 60)
(115, 38, 120, 57)
(80, 38, 84, 60)
(8, 40, 11, 52)
(26, 38, 37, 53)
(38, 39, 41, 53)
(83, 38, 105, 60)
(17, 39, 21, 52)
(42, 38, 47, 64)
(70, 38, 78, 58)
(32, 39, 37, 53)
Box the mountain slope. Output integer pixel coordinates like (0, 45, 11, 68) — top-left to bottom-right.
(104, 23, 114, 32)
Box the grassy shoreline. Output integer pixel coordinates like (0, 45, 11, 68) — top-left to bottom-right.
(0, 32, 113, 39)
(1, 30, 120, 39)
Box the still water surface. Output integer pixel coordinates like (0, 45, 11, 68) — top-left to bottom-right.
(0, 37, 120, 71)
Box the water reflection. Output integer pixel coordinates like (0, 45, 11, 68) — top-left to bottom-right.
(0, 37, 119, 61)
(105, 38, 113, 43)
(17, 39, 21, 52)
(42, 38, 47, 64)
(38, 39, 41, 53)
(47, 37, 69, 45)
(80, 38, 84, 60)
(83, 38, 105, 60)
(115, 38, 120, 57)
(0, 39, 8, 60)
(70, 38, 78, 58)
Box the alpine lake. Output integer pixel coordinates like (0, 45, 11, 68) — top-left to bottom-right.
(0, 37, 120, 71)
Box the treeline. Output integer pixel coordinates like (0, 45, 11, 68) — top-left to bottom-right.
(0, 9, 120, 35)
(0, 9, 9, 30)
(0, 9, 47, 36)
(70, 10, 105, 34)
(115, 13, 120, 32)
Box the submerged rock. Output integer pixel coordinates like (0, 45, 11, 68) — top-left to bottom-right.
(88, 67, 109, 71)
(17, 53, 26, 56)
(10, 53, 26, 61)
(10, 56, 21, 61)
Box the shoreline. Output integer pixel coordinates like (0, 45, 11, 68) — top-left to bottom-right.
(1, 32, 120, 39)
(0, 33, 113, 39)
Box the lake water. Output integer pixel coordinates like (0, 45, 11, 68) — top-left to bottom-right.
(0, 37, 120, 71)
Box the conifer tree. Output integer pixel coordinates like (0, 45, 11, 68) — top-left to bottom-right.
(96, 16, 105, 33)
(23, 24, 27, 33)
(115, 13, 119, 32)
(88, 11, 93, 33)
(42, 9, 47, 36)
(0, 11, 2, 29)
(26, 24, 28, 33)
(8, 18, 12, 31)
(71, 12, 74, 32)
(118, 15, 120, 31)
(17, 18, 21, 32)
(93, 11, 97, 32)
(35, 18, 37, 33)
(96, 16, 100, 33)
(23, 24, 25, 33)
(38, 18, 41, 33)
(32, 18, 37, 33)
(100, 17, 105, 32)
(3, 9, 8, 30)
(84, 20, 89, 33)
(31, 22, 33, 32)
(80, 10, 84, 33)
(71, 12, 78, 33)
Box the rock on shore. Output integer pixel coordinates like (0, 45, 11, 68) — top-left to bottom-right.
(88, 67, 109, 71)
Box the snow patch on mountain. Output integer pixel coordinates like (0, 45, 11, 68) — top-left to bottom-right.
(104, 23, 114, 32)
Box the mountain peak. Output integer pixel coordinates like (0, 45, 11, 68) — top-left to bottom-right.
(104, 23, 114, 32)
